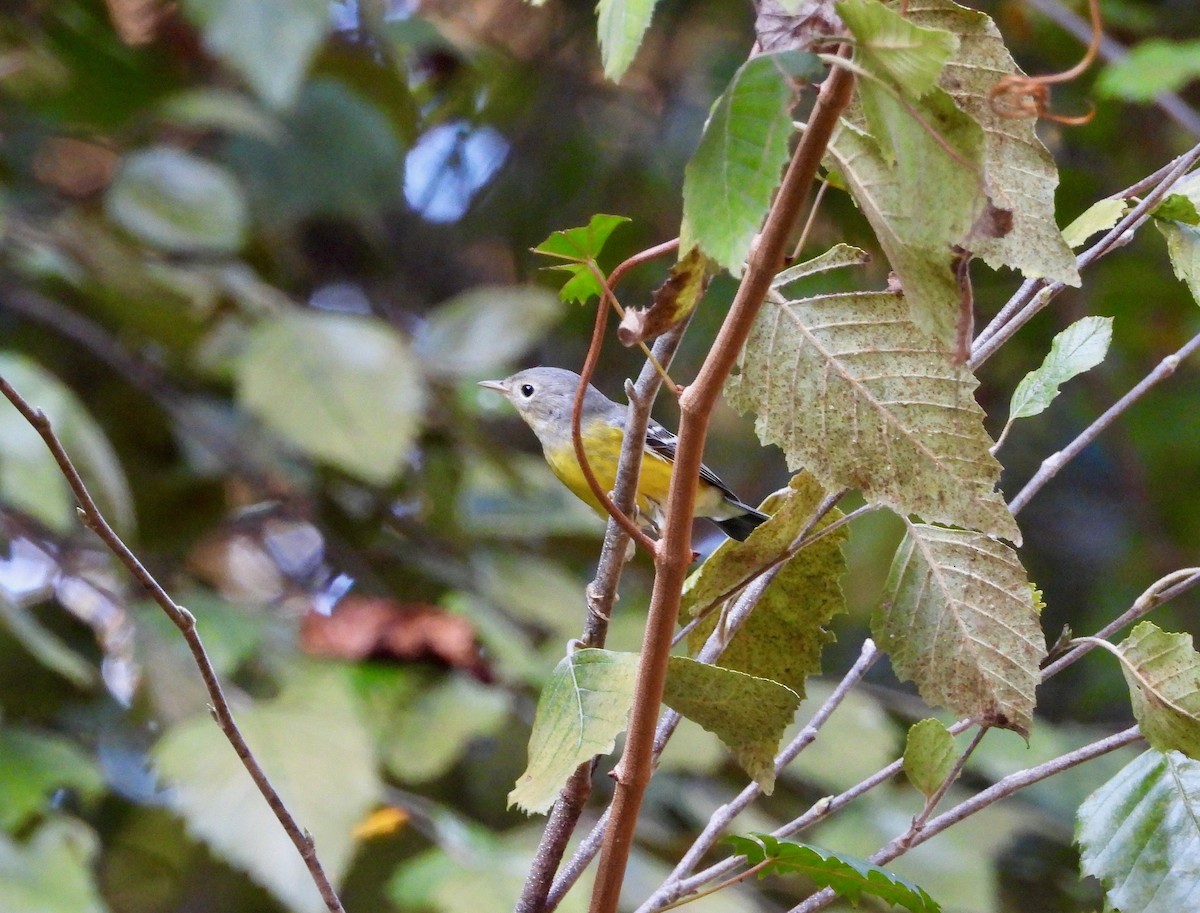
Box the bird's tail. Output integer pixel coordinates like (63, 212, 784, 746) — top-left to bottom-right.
(713, 504, 769, 541)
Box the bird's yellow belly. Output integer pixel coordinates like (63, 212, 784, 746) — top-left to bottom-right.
(543, 420, 725, 524)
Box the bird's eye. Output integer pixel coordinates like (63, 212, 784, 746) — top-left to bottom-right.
(520, 383, 535, 398)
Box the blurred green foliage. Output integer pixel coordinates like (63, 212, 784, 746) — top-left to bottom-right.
(0, 0, 1197, 911)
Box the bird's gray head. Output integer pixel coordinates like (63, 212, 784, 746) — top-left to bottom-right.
(478, 367, 613, 445)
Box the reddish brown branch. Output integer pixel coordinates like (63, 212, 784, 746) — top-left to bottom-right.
(586, 52, 856, 913)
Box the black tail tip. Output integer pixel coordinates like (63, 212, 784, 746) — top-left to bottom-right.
(714, 509, 769, 541)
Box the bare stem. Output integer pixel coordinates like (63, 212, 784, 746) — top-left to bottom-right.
(1009, 330, 1200, 514)
(971, 140, 1200, 368)
(784, 726, 1144, 913)
(0, 374, 347, 913)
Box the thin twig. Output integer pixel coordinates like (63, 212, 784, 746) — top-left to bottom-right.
(971, 140, 1200, 368)
(570, 285, 659, 555)
(784, 726, 1144, 913)
(0, 374, 347, 913)
(1008, 330, 1200, 514)
(673, 495, 862, 649)
(651, 559, 1200, 912)
(1040, 567, 1200, 680)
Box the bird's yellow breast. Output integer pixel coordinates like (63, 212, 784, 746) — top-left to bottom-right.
(543, 420, 675, 519)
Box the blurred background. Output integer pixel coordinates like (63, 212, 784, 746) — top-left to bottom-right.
(0, 0, 1198, 911)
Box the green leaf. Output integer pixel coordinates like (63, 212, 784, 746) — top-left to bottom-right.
(1078, 749, 1200, 913)
(1097, 39, 1200, 102)
(1152, 193, 1200, 225)
(597, 0, 659, 82)
(0, 818, 107, 913)
(532, 214, 631, 304)
(1008, 316, 1113, 422)
(838, 0, 958, 98)
(1062, 198, 1130, 248)
(236, 310, 426, 485)
(105, 146, 247, 254)
(156, 88, 282, 140)
(727, 834, 942, 913)
(825, 109, 979, 343)
(413, 286, 562, 378)
(0, 728, 104, 831)
(181, 0, 329, 109)
(0, 352, 135, 536)
(681, 51, 824, 275)
(378, 673, 511, 784)
(154, 664, 382, 913)
(662, 658, 801, 793)
(1157, 219, 1200, 305)
(509, 649, 640, 814)
(903, 0, 1079, 287)
(903, 718, 958, 799)
(684, 472, 847, 700)
(726, 290, 1020, 542)
(874, 523, 1045, 735)
(1115, 622, 1200, 759)
(226, 79, 405, 223)
(391, 825, 593, 913)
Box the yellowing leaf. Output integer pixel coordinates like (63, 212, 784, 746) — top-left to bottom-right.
(838, 0, 958, 98)
(727, 290, 1020, 542)
(1062, 198, 1130, 248)
(1116, 622, 1200, 759)
(904, 0, 1079, 287)
(663, 658, 801, 793)
(874, 524, 1045, 735)
(685, 472, 847, 700)
(509, 649, 639, 815)
(824, 114, 978, 344)
(618, 247, 711, 346)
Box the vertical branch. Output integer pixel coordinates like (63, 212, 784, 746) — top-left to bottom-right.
(0, 375, 347, 913)
(516, 320, 690, 913)
(587, 56, 856, 913)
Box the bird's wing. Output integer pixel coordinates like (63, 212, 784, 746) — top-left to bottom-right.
(643, 420, 739, 501)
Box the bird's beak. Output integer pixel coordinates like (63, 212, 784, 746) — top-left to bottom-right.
(477, 379, 508, 396)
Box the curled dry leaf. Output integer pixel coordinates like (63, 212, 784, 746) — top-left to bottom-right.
(617, 247, 710, 346)
(300, 596, 490, 679)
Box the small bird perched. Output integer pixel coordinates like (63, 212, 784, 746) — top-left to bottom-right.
(479, 367, 768, 541)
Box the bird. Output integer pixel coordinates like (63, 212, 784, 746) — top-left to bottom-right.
(478, 367, 769, 541)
